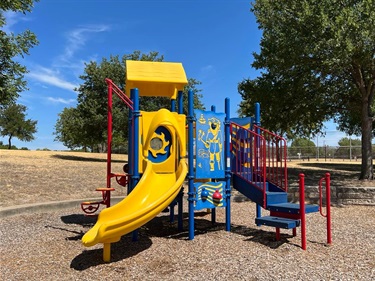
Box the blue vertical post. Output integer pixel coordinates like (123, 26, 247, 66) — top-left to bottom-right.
(127, 91, 134, 194)
(171, 99, 176, 112)
(177, 91, 183, 114)
(225, 98, 231, 231)
(254, 102, 262, 222)
(188, 90, 195, 240)
(177, 90, 184, 230)
(210, 105, 216, 224)
(132, 88, 140, 241)
(168, 98, 177, 223)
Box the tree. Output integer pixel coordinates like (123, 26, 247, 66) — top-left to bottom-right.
(0, 103, 37, 149)
(240, 0, 374, 179)
(54, 107, 85, 150)
(55, 51, 204, 151)
(289, 138, 316, 158)
(0, 0, 39, 106)
(334, 137, 362, 159)
(338, 137, 361, 147)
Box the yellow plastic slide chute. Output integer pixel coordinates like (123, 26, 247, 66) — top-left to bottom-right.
(82, 159, 187, 261)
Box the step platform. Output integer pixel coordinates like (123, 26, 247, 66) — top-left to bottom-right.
(267, 203, 319, 214)
(255, 216, 300, 229)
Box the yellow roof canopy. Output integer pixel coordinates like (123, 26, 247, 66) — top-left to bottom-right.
(125, 60, 188, 99)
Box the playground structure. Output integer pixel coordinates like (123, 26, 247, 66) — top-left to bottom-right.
(81, 60, 332, 262)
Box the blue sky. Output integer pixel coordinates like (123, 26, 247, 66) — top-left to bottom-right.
(3, 0, 349, 150)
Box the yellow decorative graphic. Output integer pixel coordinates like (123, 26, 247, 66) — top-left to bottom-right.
(149, 131, 169, 158)
(196, 182, 224, 207)
(198, 114, 206, 124)
(198, 117, 223, 171)
(198, 149, 209, 158)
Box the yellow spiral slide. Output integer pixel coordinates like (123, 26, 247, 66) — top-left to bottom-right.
(82, 158, 187, 261)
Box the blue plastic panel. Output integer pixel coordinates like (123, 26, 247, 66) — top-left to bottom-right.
(195, 109, 225, 179)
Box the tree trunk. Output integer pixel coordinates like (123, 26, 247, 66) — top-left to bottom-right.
(352, 63, 374, 180)
(8, 136, 12, 149)
(359, 96, 374, 180)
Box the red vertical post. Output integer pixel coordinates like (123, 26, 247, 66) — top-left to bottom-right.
(299, 173, 306, 250)
(106, 79, 113, 207)
(276, 227, 281, 241)
(326, 172, 332, 245)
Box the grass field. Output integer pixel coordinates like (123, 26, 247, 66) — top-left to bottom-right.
(0, 149, 373, 208)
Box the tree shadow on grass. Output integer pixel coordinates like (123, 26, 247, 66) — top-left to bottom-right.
(287, 163, 362, 186)
(297, 162, 363, 172)
(51, 154, 127, 163)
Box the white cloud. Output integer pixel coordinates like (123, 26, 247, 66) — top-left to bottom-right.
(3, 11, 32, 33)
(47, 97, 76, 105)
(27, 66, 78, 92)
(201, 65, 215, 73)
(2, 12, 17, 33)
(60, 24, 110, 62)
(27, 25, 110, 93)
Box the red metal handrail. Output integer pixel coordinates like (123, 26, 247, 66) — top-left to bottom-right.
(253, 125, 288, 191)
(105, 78, 133, 193)
(105, 78, 133, 110)
(319, 173, 332, 245)
(231, 122, 267, 207)
(299, 173, 307, 250)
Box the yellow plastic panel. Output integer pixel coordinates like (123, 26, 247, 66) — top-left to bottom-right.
(126, 60, 188, 99)
(139, 109, 186, 173)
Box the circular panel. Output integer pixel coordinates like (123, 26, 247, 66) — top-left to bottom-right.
(150, 137, 163, 151)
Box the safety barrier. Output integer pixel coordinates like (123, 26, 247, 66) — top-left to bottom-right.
(253, 125, 288, 191)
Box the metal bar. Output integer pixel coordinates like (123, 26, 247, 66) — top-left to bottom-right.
(254, 124, 288, 191)
(225, 98, 231, 231)
(106, 80, 113, 190)
(326, 173, 332, 245)
(299, 173, 307, 250)
(187, 90, 195, 240)
(106, 79, 113, 208)
(131, 88, 140, 242)
(105, 78, 133, 109)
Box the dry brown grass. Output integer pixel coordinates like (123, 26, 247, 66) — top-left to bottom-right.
(0, 150, 373, 208)
(0, 150, 128, 208)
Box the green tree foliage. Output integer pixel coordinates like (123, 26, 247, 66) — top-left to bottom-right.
(0, 0, 39, 106)
(240, 0, 374, 179)
(54, 107, 85, 150)
(338, 137, 361, 147)
(289, 138, 316, 157)
(335, 137, 362, 159)
(55, 51, 204, 151)
(0, 103, 37, 149)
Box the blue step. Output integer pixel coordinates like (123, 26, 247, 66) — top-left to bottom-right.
(266, 191, 288, 205)
(255, 216, 300, 229)
(267, 203, 319, 214)
(233, 174, 267, 206)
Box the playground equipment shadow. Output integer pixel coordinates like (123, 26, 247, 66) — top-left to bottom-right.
(67, 211, 298, 271)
